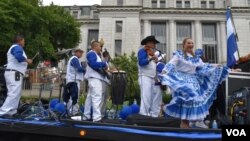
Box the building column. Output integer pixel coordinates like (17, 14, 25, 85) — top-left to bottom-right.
(157, 0, 160, 8)
(169, 20, 176, 59)
(143, 20, 150, 38)
(194, 20, 202, 49)
(220, 21, 227, 64)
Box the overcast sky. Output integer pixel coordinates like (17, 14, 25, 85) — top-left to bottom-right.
(42, 0, 102, 6)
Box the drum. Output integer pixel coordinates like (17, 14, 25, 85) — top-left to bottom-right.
(39, 67, 59, 82)
(110, 71, 127, 105)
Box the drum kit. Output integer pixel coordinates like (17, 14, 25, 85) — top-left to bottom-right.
(39, 67, 60, 83)
(19, 66, 63, 120)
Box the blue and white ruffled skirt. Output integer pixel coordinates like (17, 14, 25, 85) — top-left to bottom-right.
(159, 64, 229, 120)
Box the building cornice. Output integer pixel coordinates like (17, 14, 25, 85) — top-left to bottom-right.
(142, 8, 250, 14)
(230, 7, 250, 13)
(77, 19, 99, 24)
(97, 6, 142, 11)
(97, 6, 250, 14)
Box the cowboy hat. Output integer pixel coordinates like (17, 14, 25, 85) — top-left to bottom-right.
(141, 35, 160, 45)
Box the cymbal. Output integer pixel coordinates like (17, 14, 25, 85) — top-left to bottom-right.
(56, 48, 73, 55)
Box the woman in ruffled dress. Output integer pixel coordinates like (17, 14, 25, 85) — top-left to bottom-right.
(159, 37, 229, 128)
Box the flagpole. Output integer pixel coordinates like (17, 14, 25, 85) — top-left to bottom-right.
(227, 6, 241, 59)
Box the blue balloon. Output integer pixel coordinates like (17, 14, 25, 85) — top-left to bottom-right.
(130, 104, 140, 114)
(54, 103, 66, 114)
(119, 106, 132, 120)
(49, 99, 59, 110)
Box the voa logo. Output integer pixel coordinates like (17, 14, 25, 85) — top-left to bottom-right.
(226, 129, 246, 136)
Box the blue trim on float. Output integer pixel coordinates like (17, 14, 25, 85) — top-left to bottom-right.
(0, 118, 62, 126)
(74, 125, 221, 139)
(0, 118, 221, 139)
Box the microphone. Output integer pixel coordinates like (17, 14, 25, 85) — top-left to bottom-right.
(154, 48, 162, 53)
(154, 48, 166, 62)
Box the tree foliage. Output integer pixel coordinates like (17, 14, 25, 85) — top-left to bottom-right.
(0, 0, 80, 66)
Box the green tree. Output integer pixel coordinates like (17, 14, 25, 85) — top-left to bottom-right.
(0, 0, 80, 66)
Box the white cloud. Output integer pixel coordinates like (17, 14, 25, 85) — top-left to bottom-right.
(42, 0, 102, 6)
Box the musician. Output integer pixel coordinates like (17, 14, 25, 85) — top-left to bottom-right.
(137, 35, 160, 117)
(65, 48, 85, 115)
(84, 41, 109, 122)
(0, 35, 32, 117)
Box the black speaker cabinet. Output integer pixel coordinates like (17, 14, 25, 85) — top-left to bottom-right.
(225, 72, 250, 123)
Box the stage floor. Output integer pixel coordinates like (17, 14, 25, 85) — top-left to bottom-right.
(0, 117, 221, 141)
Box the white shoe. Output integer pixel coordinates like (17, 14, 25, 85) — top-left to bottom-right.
(194, 121, 209, 129)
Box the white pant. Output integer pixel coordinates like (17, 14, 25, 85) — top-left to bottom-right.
(66, 81, 80, 115)
(151, 85, 163, 117)
(0, 71, 23, 116)
(84, 78, 108, 121)
(139, 76, 162, 117)
(101, 82, 108, 117)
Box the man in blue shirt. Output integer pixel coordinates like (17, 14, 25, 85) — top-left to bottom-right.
(138, 35, 160, 117)
(65, 48, 85, 115)
(0, 35, 32, 117)
(84, 41, 109, 122)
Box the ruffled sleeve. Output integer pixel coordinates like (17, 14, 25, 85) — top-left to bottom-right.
(162, 52, 179, 74)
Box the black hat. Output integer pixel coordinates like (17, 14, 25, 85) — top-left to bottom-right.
(141, 35, 160, 45)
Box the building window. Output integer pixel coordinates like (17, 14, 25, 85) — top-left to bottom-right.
(201, 1, 207, 9)
(209, 1, 215, 8)
(81, 7, 91, 16)
(176, 0, 182, 8)
(160, 0, 166, 8)
(248, 0, 250, 6)
(115, 40, 122, 56)
(184, 1, 190, 8)
(152, 0, 157, 8)
(72, 11, 79, 19)
(176, 23, 192, 50)
(202, 23, 217, 63)
(223, 0, 226, 8)
(116, 21, 123, 33)
(117, 0, 123, 6)
(151, 22, 167, 53)
(87, 30, 99, 50)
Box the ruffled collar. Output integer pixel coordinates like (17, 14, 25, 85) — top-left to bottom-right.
(174, 50, 200, 63)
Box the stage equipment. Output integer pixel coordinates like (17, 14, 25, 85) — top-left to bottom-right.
(228, 87, 250, 124)
(226, 72, 250, 112)
(39, 67, 59, 83)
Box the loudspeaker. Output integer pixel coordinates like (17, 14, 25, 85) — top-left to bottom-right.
(225, 72, 250, 116)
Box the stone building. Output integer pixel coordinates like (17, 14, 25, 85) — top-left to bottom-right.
(65, 0, 250, 63)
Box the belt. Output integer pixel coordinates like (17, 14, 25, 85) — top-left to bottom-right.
(5, 69, 24, 76)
